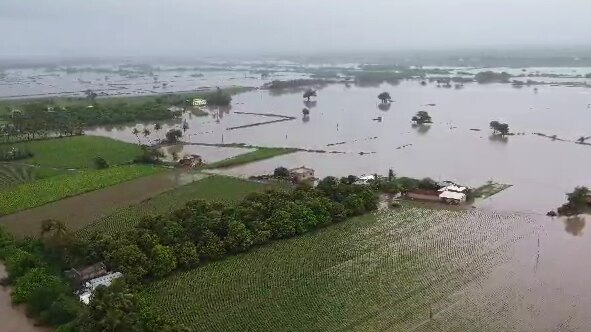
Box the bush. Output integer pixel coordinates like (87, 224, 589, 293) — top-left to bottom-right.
(94, 156, 109, 169)
(273, 166, 290, 178)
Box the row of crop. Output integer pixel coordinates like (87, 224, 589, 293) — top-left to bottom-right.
(0, 165, 162, 216)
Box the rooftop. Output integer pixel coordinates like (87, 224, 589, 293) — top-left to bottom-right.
(289, 166, 314, 174)
(439, 191, 466, 200)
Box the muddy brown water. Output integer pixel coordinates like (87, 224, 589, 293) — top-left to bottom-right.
(90, 80, 591, 213)
(0, 264, 49, 332)
(0, 170, 208, 238)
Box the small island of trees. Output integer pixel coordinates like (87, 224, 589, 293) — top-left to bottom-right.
(377, 92, 392, 104)
(303, 89, 317, 101)
(411, 111, 432, 125)
(489, 121, 510, 135)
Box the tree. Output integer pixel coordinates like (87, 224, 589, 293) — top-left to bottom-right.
(225, 220, 253, 253)
(205, 87, 232, 106)
(134, 145, 164, 164)
(142, 128, 151, 137)
(182, 121, 189, 132)
(94, 156, 109, 169)
(378, 92, 391, 103)
(198, 230, 226, 261)
(149, 245, 177, 278)
(86, 282, 143, 332)
(132, 128, 141, 144)
(84, 89, 98, 102)
(273, 166, 290, 178)
(489, 121, 509, 135)
(411, 111, 432, 124)
(577, 136, 587, 144)
(174, 241, 199, 269)
(165, 129, 183, 143)
(303, 89, 317, 101)
(302, 108, 310, 116)
(154, 123, 162, 131)
(109, 244, 149, 282)
(388, 169, 395, 181)
(566, 186, 590, 212)
(267, 209, 296, 239)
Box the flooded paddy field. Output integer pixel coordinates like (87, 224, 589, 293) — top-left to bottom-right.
(89, 80, 591, 213)
(143, 206, 591, 331)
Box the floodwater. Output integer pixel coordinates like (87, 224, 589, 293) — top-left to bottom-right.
(90, 80, 591, 214)
(0, 66, 307, 99)
(0, 264, 49, 332)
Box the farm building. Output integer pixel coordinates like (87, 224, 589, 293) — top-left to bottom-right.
(439, 190, 467, 204)
(192, 98, 207, 106)
(289, 166, 315, 183)
(178, 154, 203, 168)
(407, 189, 441, 202)
(65, 262, 107, 286)
(438, 185, 469, 194)
(78, 272, 124, 305)
(354, 174, 375, 185)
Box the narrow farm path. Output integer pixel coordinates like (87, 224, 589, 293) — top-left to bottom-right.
(0, 170, 209, 237)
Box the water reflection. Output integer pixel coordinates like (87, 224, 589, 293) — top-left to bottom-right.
(412, 123, 431, 135)
(488, 134, 509, 144)
(563, 215, 586, 236)
(378, 103, 391, 111)
(303, 100, 317, 108)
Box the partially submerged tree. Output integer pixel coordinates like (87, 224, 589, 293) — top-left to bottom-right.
(489, 121, 510, 135)
(411, 111, 432, 124)
(165, 128, 183, 143)
(557, 186, 591, 216)
(273, 166, 290, 178)
(303, 89, 317, 101)
(377, 92, 391, 103)
(302, 108, 310, 116)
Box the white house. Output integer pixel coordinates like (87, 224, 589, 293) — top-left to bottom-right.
(438, 185, 468, 194)
(354, 175, 375, 185)
(439, 191, 467, 204)
(78, 272, 123, 304)
(192, 98, 207, 106)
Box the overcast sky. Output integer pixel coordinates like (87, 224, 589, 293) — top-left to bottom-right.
(1, 0, 590, 58)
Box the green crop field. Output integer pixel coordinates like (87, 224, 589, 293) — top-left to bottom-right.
(0, 163, 65, 190)
(142, 207, 538, 332)
(206, 147, 297, 169)
(0, 165, 162, 216)
(78, 175, 287, 237)
(3, 136, 142, 169)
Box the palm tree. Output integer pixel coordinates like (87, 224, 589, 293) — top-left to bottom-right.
(40, 219, 71, 249)
(131, 127, 141, 144)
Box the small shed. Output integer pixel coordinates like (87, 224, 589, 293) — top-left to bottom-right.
(439, 191, 467, 204)
(354, 174, 375, 185)
(438, 185, 468, 193)
(289, 166, 315, 183)
(65, 262, 107, 285)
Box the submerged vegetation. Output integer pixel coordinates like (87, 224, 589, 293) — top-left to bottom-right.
(556, 186, 591, 216)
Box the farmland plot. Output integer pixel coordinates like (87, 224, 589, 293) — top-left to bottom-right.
(143, 207, 541, 332)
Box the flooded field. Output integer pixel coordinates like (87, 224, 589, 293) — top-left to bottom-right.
(144, 206, 591, 331)
(0, 264, 48, 332)
(88, 80, 591, 213)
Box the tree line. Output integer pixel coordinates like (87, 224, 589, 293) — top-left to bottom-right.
(0, 177, 378, 331)
(1, 101, 175, 142)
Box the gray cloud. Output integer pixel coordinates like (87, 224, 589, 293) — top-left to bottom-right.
(1, 0, 590, 58)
